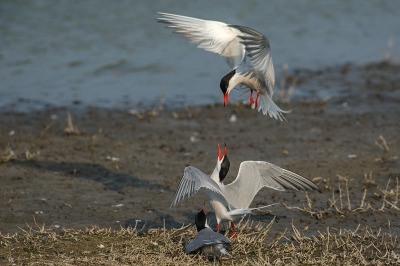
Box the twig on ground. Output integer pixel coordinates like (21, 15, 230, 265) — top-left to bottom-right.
(0, 145, 16, 163)
(375, 135, 390, 152)
(64, 112, 80, 135)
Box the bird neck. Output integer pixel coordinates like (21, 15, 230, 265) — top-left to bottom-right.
(210, 163, 221, 184)
(227, 73, 241, 92)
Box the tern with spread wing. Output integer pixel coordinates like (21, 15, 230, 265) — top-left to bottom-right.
(172, 143, 321, 237)
(156, 12, 291, 121)
(185, 204, 232, 260)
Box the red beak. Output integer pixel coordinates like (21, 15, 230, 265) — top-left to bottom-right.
(217, 143, 223, 161)
(217, 143, 227, 161)
(202, 204, 207, 215)
(223, 92, 229, 107)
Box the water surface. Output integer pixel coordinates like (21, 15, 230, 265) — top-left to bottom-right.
(1, 0, 399, 111)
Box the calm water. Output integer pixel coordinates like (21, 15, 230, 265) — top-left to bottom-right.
(1, 0, 399, 111)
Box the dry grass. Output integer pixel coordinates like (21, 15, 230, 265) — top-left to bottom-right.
(1, 146, 40, 163)
(284, 174, 400, 219)
(25, 149, 40, 161)
(0, 145, 16, 164)
(128, 93, 166, 120)
(375, 135, 390, 152)
(64, 112, 80, 135)
(1, 217, 399, 265)
(1, 169, 399, 264)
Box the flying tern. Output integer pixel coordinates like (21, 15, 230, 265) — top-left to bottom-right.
(185, 204, 232, 260)
(172, 143, 321, 237)
(156, 12, 291, 121)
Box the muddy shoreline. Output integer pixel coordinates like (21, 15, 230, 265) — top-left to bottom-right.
(1, 62, 399, 239)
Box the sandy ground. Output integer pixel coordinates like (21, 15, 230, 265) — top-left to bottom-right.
(1, 61, 399, 241)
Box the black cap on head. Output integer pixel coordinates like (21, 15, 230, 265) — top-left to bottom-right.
(220, 70, 236, 95)
(219, 154, 230, 183)
(195, 208, 207, 232)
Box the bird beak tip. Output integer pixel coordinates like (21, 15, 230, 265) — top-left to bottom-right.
(223, 92, 229, 106)
(217, 143, 223, 160)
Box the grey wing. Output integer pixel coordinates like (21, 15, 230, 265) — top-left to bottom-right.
(230, 25, 275, 95)
(171, 166, 226, 207)
(224, 161, 321, 209)
(185, 228, 230, 254)
(156, 12, 245, 68)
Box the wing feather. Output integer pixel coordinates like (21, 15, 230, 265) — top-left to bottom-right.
(171, 166, 226, 207)
(230, 25, 275, 94)
(224, 161, 321, 209)
(185, 228, 230, 254)
(156, 12, 245, 68)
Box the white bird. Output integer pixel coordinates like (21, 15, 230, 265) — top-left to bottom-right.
(185, 204, 232, 260)
(172, 143, 321, 237)
(156, 12, 291, 121)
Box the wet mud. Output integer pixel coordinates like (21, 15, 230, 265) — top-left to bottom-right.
(1, 62, 399, 238)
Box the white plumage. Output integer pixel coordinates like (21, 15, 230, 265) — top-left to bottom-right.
(157, 12, 291, 120)
(171, 143, 321, 236)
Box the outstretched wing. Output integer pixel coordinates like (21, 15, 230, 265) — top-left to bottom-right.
(171, 166, 227, 207)
(224, 161, 321, 209)
(230, 25, 275, 95)
(156, 12, 245, 68)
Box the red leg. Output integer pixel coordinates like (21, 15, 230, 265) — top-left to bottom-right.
(255, 92, 260, 108)
(216, 223, 220, 232)
(249, 90, 254, 107)
(230, 222, 237, 238)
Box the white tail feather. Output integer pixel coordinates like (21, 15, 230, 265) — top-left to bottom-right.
(255, 93, 291, 121)
(239, 87, 291, 121)
(227, 203, 279, 216)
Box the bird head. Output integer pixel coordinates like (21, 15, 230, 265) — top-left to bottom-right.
(220, 70, 236, 106)
(195, 203, 208, 232)
(217, 143, 230, 183)
(202, 203, 207, 214)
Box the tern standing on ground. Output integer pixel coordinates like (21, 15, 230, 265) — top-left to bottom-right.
(171, 143, 321, 237)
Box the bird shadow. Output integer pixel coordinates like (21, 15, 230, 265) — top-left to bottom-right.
(9, 160, 171, 193)
(125, 209, 281, 234)
(125, 210, 190, 231)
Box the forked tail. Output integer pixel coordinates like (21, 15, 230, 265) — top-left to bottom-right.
(256, 93, 291, 121)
